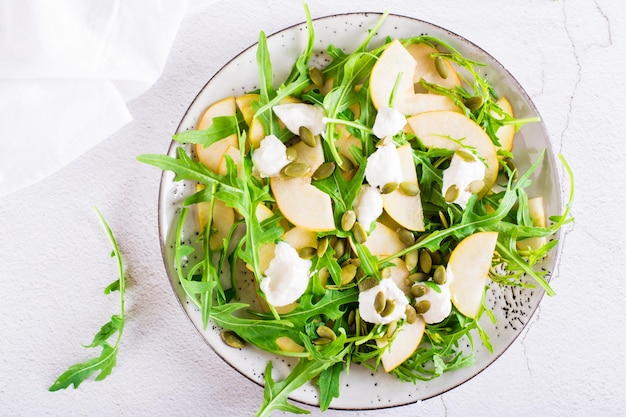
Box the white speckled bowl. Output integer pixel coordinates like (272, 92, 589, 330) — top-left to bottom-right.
(158, 12, 564, 410)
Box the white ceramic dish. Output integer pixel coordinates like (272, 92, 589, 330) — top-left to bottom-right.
(158, 12, 563, 410)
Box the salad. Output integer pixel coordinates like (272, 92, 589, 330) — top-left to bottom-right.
(139, 8, 573, 416)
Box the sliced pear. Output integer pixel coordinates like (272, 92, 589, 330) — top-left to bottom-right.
(335, 125, 362, 165)
(283, 226, 318, 251)
(378, 317, 426, 372)
(494, 96, 515, 154)
(407, 110, 499, 191)
(369, 39, 458, 115)
(276, 336, 305, 353)
(387, 258, 411, 296)
(291, 137, 324, 173)
(270, 176, 335, 232)
(361, 222, 408, 257)
(516, 196, 548, 251)
(405, 43, 461, 91)
(195, 184, 235, 251)
(235, 93, 260, 126)
(448, 231, 498, 319)
(381, 144, 425, 231)
(217, 144, 243, 176)
(256, 203, 275, 223)
(196, 97, 239, 173)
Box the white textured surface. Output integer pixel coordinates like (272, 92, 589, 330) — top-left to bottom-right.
(1, 1, 624, 416)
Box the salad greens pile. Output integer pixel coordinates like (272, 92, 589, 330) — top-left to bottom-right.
(138, 8, 573, 416)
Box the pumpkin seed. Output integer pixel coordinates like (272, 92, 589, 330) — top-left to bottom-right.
(286, 147, 298, 161)
(409, 272, 429, 283)
(358, 277, 378, 292)
(430, 251, 442, 265)
(221, 330, 245, 348)
(341, 210, 356, 231)
(419, 249, 432, 274)
(338, 154, 355, 172)
(316, 325, 337, 341)
(299, 126, 317, 147)
(434, 55, 449, 79)
(309, 66, 325, 87)
(410, 283, 427, 298)
(318, 266, 330, 287)
(298, 246, 317, 260)
(415, 299, 431, 315)
(352, 221, 367, 244)
(467, 179, 485, 194)
(405, 305, 418, 324)
(312, 337, 332, 345)
(464, 96, 484, 112)
(385, 320, 398, 339)
(317, 237, 329, 257)
(399, 181, 419, 196)
(405, 251, 418, 271)
(381, 267, 392, 279)
(433, 264, 447, 285)
(347, 309, 356, 326)
(445, 184, 460, 203)
(312, 161, 336, 180)
(333, 238, 346, 259)
(374, 291, 386, 314)
(340, 263, 358, 285)
(381, 182, 398, 194)
(281, 161, 311, 178)
(397, 228, 415, 246)
(380, 299, 396, 317)
(438, 210, 449, 228)
(455, 149, 475, 162)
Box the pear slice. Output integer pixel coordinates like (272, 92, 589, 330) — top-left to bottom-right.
(282, 226, 318, 251)
(387, 258, 411, 296)
(516, 196, 548, 251)
(378, 317, 426, 372)
(493, 96, 515, 153)
(381, 144, 425, 231)
(270, 176, 335, 232)
(195, 184, 235, 251)
(448, 231, 498, 319)
(369, 39, 458, 115)
(405, 43, 461, 91)
(235, 93, 260, 126)
(195, 96, 239, 173)
(217, 145, 243, 176)
(407, 110, 499, 191)
(291, 137, 324, 173)
(361, 222, 408, 257)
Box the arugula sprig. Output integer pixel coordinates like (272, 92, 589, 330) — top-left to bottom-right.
(49, 207, 126, 391)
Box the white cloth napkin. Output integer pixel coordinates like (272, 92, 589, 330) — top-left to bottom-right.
(0, 0, 202, 197)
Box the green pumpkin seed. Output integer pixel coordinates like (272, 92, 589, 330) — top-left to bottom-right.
(380, 299, 396, 317)
(352, 221, 367, 244)
(415, 299, 431, 315)
(430, 251, 442, 265)
(409, 272, 429, 283)
(298, 246, 317, 260)
(281, 161, 311, 178)
(405, 305, 418, 324)
(385, 320, 398, 339)
(467, 179, 485, 194)
(312, 337, 332, 345)
(397, 228, 415, 246)
(347, 309, 356, 326)
(299, 126, 317, 147)
(405, 251, 418, 271)
(341, 210, 356, 231)
(410, 284, 427, 298)
(374, 291, 386, 314)
(340, 263, 358, 285)
(399, 181, 419, 196)
(317, 237, 329, 257)
(464, 96, 484, 112)
(433, 264, 447, 285)
(381, 182, 398, 194)
(286, 147, 298, 161)
(438, 210, 449, 228)
(445, 184, 460, 203)
(338, 154, 355, 172)
(358, 277, 378, 292)
(455, 149, 475, 162)
(312, 161, 336, 180)
(419, 249, 432, 274)
(434, 55, 449, 79)
(221, 330, 245, 348)
(333, 238, 346, 259)
(309, 66, 325, 87)
(316, 325, 337, 341)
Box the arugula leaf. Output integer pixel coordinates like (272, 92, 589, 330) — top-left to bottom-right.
(49, 207, 126, 391)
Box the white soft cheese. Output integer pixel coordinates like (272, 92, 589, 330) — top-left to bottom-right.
(372, 106, 407, 138)
(364, 144, 403, 189)
(251, 134, 291, 178)
(441, 152, 486, 208)
(359, 278, 408, 325)
(259, 241, 312, 307)
(353, 184, 383, 230)
(273, 103, 326, 136)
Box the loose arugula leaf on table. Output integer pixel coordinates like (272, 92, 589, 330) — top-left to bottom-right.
(49, 207, 126, 391)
